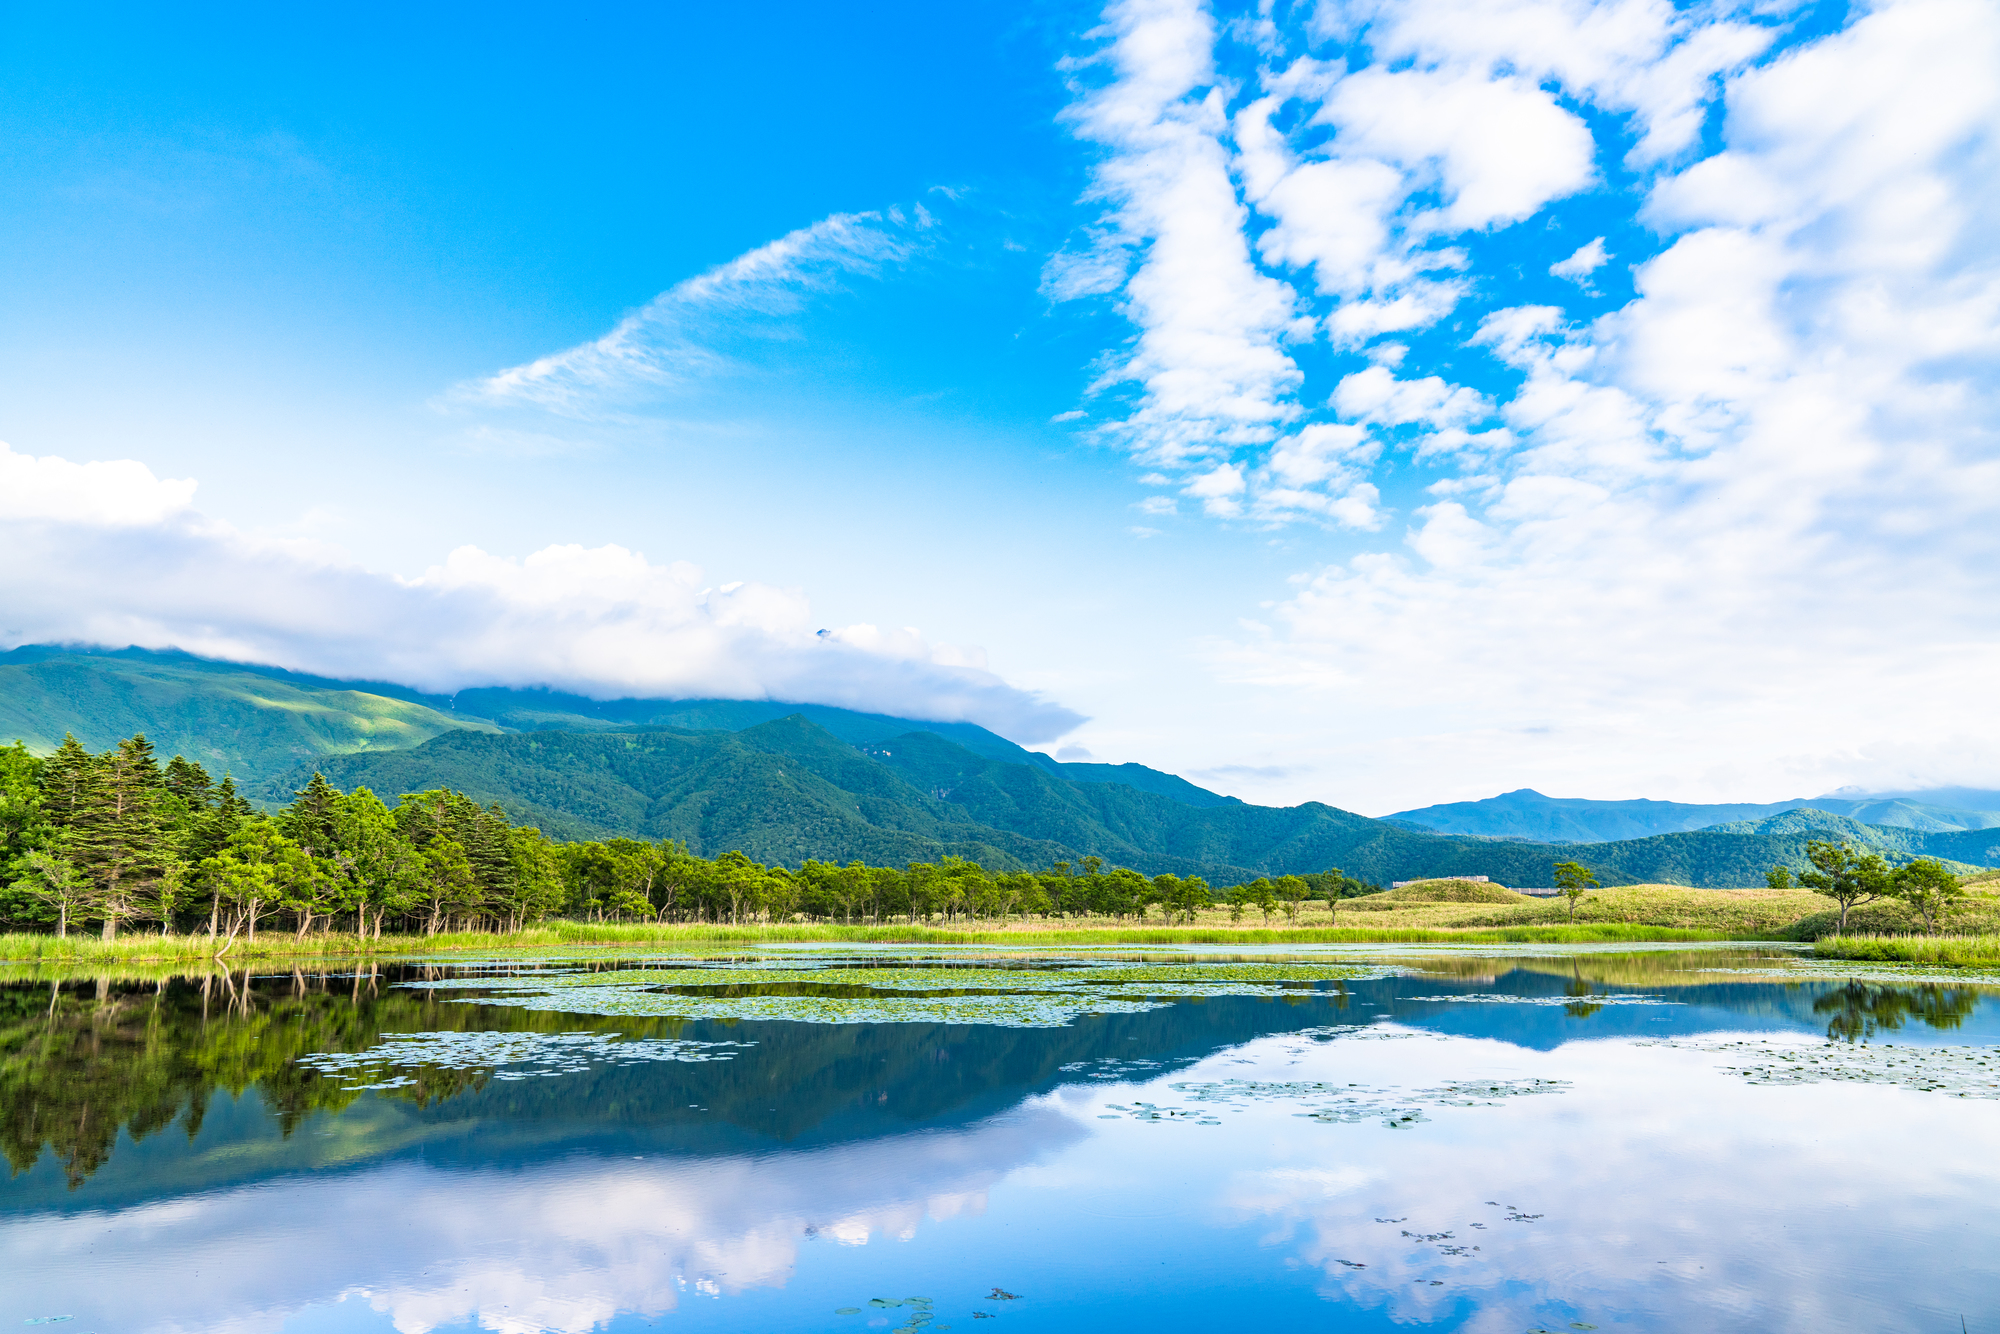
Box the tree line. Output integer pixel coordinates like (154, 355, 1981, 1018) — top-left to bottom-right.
(0, 734, 1374, 942)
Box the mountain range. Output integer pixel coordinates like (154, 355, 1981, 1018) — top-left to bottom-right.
(1387, 786, 2000, 842)
(4, 644, 1997, 886)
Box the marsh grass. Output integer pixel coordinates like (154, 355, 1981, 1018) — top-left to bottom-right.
(12, 882, 1996, 967)
(1811, 934, 2000, 968)
(0, 917, 1740, 967)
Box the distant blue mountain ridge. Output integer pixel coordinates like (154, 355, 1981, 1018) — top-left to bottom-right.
(1386, 787, 2000, 843)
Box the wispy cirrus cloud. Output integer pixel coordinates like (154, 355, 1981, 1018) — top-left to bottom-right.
(457, 207, 937, 418)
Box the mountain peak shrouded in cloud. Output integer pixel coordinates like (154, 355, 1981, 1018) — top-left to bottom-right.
(0, 441, 1084, 746)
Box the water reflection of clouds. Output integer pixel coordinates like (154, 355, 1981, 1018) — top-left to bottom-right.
(1204, 1032, 2000, 1331)
(0, 1105, 1083, 1334)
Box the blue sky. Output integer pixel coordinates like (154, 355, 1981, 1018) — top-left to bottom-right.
(3, 0, 1997, 812)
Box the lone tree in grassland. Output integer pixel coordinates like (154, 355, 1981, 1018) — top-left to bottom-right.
(1766, 864, 1794, 890)
(1797, 839, 1893, 935)
(1892, 858, 1964, 933)
(1552, 861, 1599, 923)
(1321, 867, 1348, 925)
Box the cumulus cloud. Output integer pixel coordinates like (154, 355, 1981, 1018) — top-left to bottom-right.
(1049, 0, 1310, 474)
(0, 442, 1083, 744)
(1550, 235, 1611, 282)
(0, 443, 197, 526)
(1331, 366, 1490, 430)
(1054, 0, 2000, 803)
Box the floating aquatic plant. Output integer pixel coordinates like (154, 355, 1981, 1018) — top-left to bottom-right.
(1639, 1037, 2000, 1097)
(294, 1030, 753, 1089)
(1092, 1075, 1574, 1131)
(390, 956, 1392, 1027)
(1405, 993, 1682, 1006)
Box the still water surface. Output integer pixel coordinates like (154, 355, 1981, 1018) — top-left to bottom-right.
(4, 946, 1998, 1333)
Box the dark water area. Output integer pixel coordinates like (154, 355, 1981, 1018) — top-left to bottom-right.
(3, 946, 1998, 1332)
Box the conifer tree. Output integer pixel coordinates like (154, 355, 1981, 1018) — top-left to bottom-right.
(37, 733, 98, 830)
(162, 755, 215, 810)
(281, 772, 343, 857)
(69, 736, 168, 939)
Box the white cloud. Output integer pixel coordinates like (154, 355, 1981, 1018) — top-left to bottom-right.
(1184, 461, 1246, 497)
(1550, 235, 1610, 281)
(1331, 365, 1490, 429)
(1321, 66, 1597, 233)
(1202, 0, 2000, 806)
(1267, 422, 1375, 487)
(462, 210, 930, 416)
(1057, 0, 1310, 471)
(1334, 0, 1775, 164)
(0, 444, 1083, 744)
(0, 442, 197, 526)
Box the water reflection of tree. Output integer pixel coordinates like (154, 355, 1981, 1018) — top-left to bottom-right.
(1812, 983, 1979, 1043)
(0, 968, 1366, 1192)
(0, 970, 593, 1189)
(1563, 972, 1606, 1019)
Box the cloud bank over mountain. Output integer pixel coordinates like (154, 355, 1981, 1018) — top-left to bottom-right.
(0, 441, 1083, 744)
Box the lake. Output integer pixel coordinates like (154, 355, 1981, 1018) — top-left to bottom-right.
(4, 944, 1997, 1333)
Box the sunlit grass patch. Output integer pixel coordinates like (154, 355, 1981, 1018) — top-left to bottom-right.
(1811, 934, 2000, 968)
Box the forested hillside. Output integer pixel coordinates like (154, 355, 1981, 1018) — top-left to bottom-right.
(8, 646, 1995, 890)
(0, 646, 496, 781)
(287, 719, 2000, 886)
(0, 646, 1236, 808)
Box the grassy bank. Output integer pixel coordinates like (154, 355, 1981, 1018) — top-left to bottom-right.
(10, 879, 1994, 967)
(0, 918, 1739, 966)
(1811, 935, 2000, 967)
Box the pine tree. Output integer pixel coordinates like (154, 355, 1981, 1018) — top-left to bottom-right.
(68, 736, 167, 940)
(281, 772, 343, 857)
(38, 733, 98, 830)
(163, 755, 215, 810)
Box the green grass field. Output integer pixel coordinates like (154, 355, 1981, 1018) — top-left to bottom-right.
(0, 917, 1734, 966)
(1810, 934, 2000, 967)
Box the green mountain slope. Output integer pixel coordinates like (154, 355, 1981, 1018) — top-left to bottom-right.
(280, 719, 1075, 868)
(0, 647, 497, 782)
(0, 646, 1236, 808)
(13, 646, 1995, 885)
(277, 720, 2000, 885)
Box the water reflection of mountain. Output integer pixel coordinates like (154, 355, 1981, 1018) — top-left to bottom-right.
(5, 958, 1997, 1207)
